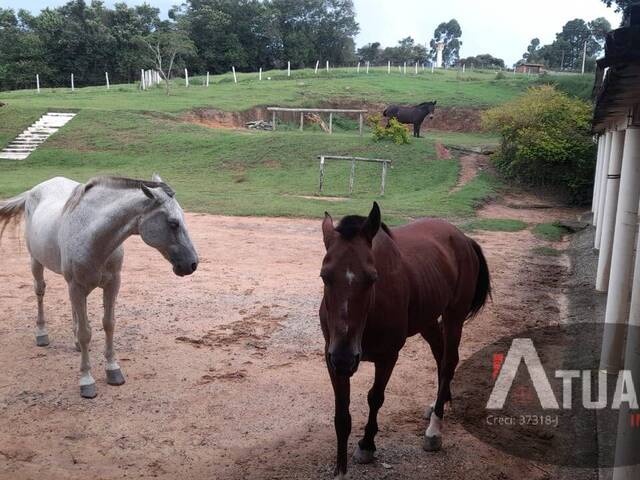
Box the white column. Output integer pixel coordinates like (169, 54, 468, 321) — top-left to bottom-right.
(366, 61, 370, 74)
(184, 68, 189, 87)
(105, 72, 110, 89)
(593, 136, 605, 214)
(259, 68, 262, 81)
(600, 127, 640, 373)
(612, 181, 640, 478)
(315, 60, 319, 74)
(71, 73, 75, 92)
(36, 74, 40, 93)
(232, 66, 237, 83)
(596, 130, 626, 291)
(141, 69, 146, 90)
(387, 60, 391, 74)
(357, 62, 360, 73)
(595, 131, 613, 247)
(206, 72, 209, 87)
(326, 60, 329, 72)
(287, 61, 290, 77)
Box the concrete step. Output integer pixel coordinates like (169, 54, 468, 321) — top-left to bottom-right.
(1, 112, 76, 160)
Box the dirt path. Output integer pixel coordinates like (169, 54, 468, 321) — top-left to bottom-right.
(0, 204, 583, 479)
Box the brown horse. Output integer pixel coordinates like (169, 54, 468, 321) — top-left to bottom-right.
(319, 202, 491, 478)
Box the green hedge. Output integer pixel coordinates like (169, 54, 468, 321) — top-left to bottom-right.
(483, 85, 596, 203)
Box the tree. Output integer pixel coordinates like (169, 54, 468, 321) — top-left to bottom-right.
(140, 29, 195, 95)
(357, 42, 381, 63)
(460, 54, 505, 69)
(589, 17, 612, 45)
(523, 38, 541, 62)
(601, 0, 636, 14)
(429, 19, 462, 67)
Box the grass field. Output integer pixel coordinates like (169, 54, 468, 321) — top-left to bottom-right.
(0, 68, 592, 222)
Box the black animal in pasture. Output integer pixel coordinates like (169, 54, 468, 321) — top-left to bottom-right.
(383, 101, 437, 138)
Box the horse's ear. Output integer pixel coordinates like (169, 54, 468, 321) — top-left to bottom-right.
(322, 212, 336, 249)
(433, 100, 437, 105)
(152, 172, 163, 183)
(361, 202, 381, 243)
(141, 183, 155, 200)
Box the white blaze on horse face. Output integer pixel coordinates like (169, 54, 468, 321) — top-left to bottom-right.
(341, 300, 349, 333)
(346, 268, 355, 285)
(426, 412, 443, 438)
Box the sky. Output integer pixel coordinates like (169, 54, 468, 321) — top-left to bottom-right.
(5, 0, 623, 66)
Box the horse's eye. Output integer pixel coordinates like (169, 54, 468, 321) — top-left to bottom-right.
(168, 220, 179, 230)
(365, 271, 378, 284)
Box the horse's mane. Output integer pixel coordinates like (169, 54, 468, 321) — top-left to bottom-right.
(414, 101, 434, 108)
(64, 176, 175, 212)
(335, 215, 393, 240)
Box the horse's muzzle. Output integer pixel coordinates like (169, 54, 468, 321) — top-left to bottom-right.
(173, 260, 198, 277)
(329, 352, 361, 377)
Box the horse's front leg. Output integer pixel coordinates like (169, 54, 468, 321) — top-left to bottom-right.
(68, 283, 96, 398)
(414, 123, 421, 138)
(327, 355, 351, 479)
(353, 354, 398, 464)
(103, 273, 125, 386)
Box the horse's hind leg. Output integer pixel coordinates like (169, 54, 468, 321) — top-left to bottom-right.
(103, 273, 125, 386)
(354, 354, 398, 464)
(31, 259, 49, 347)
(424, 312, 464, 452)
(414, 123, 420, 138)
(421, 325, 444, 419)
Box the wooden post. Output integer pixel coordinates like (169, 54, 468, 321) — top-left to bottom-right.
(232, 66, 237, 83)
(272, 110, 276, 131)
(141, 69, 145, 90)
(387, 61, 391, 74)
(300, 111, 304, 131)
(329, 113, 333, 134)
(366, 61, 370, 74)
(287, 61, 291, 77)
(105, 72, 110, 89)
(358, 113, 363, 136)
(357, 62, 360, 73)
(462, 64, 466, 74)
(326, 60, 329, 72)
(381, 161, 388, 196)
(71, 73, 75, 92)
(432, 63, 435, 74)
(403, 62, 406, 74)
(319, 156, 325, 193)
(349, 159, 356, 194)
(415, 62, 418, 74)
(259, 68, 262, 81)
(36, 74, 40, 93)
(315, 60, 319, 74)
(184, 68, 189, 87)
(206, 72, 209, 87)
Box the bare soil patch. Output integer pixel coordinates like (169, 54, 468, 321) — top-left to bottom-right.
(0, 205, 582, 479)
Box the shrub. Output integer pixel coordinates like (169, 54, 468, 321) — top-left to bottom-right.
(482, 85, 596, 203)
(368, 114, 410, 145)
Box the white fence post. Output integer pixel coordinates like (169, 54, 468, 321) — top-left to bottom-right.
(259, 67, 262, 81)
(206, 71, 209, 87)
(232, 66, 237, 84)
(431, 63, 435, 74)
(463, 64, 466, 74)
(36, 74, 40, 93)
(315, 60, 319, 74)
(105, 72, 110, 89)
(141, 69, 145, 90)
(287, 61, 291, 77)
(415, 62, 418, 74)
(357, 62, 360, 73)
(403, 62, 406, 74)
(366, 61, 370, 74)
(71, 73, 75, 92)
(387, 60, 391, 74)
(326, 60, 329, 72)
(184, 68, 189, 87)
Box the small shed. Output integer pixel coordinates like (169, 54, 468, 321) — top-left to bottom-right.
(515, 63, 545, 74)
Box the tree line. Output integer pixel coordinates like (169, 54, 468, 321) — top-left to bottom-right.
(0, 0, 359, 91)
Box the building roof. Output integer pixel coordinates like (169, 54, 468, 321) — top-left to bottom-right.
(592, 5, 640, 133)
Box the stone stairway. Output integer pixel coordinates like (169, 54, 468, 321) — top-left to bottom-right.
(0, 112, 76, 160)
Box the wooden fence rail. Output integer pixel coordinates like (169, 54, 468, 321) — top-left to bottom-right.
(317, 155, 391, 196)
(267, 107, 367, 135)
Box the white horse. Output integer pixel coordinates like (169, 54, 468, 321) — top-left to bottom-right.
(0, 175, 198, 398)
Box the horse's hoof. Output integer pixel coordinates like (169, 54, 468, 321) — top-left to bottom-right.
(423, 434, 442, 452)
(106, 368, 125, 386)
(35, 334, 49, 347)
(353, 445, 375, 464)
(333, 473, 349, 480)
(80, 383, 97, 399)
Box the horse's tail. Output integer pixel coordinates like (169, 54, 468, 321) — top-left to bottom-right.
(0, 191, 28, 241)
(467, 239, 492, 319)
(382, 107, 389, 117)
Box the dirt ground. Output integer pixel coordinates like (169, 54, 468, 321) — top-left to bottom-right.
(0, 196, 591, 480)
